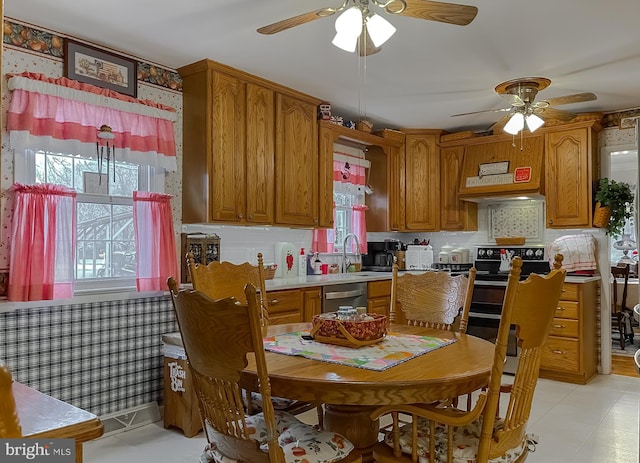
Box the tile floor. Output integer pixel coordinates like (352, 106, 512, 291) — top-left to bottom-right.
(84, 374, 640, 463)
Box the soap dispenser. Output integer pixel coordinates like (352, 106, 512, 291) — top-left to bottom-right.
(298, 248, 307, 277)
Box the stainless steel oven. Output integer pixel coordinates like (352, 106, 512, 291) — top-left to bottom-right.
(467, 245, 549, 374)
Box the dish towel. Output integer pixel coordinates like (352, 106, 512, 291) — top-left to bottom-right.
(548, 234, 598, 271)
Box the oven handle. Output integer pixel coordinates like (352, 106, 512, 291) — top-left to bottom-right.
(324, 289, 366, 300)
(469, 312, 501, 320)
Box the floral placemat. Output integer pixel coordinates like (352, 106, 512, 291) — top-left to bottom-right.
(263, 331, 457, 371)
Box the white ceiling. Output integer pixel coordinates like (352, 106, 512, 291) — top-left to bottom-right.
(6, 0, 640, 133)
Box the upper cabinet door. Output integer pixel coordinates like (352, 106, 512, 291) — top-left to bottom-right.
(275, 94, 318, 227)
(440, 146, 477, 231)
(545, 128, 593, 228)
(211, 71, 246, 222)
(317, 125, 336, 229)
(245, 83, 275, 224)
(404, 132, 440, 231)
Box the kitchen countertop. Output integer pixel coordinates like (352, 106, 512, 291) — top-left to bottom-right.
(265, 272, 601, 291)
(265, 271, 393, 291)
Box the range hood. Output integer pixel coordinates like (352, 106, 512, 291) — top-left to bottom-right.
(457, 136, 545, 202)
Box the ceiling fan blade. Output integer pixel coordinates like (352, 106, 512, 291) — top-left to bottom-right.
(451, 107, 512, 117)
(387, 0, 478, 26)
(537, 107, 577, 122)
(357, 32, 382, 56)
(257, 8, 335, 35)
(538, 92, 597, 107)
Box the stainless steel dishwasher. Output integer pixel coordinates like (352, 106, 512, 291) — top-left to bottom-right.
(322, 282, 368, 313)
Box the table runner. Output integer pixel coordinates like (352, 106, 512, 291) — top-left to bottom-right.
(263, 331, 457, 371)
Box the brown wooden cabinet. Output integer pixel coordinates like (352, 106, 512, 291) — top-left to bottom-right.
(539, 280, 598, 384)
(317, 123, 403, 231)
(544, 124, 599, 228)
(402, 130, 442, 231)
(367, 279, 392, 318)
(275, 94, 319, 227)
(303, 287, 322, 321)
(440, 146, 477, 231)
(178, 59, 321, 226)
(266, 286, 322, 324)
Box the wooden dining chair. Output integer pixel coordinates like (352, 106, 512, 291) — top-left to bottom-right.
(0, 363, 22, 438)
(611, 264, 632, 350)
(167, 278, 361, 463)
(390, 263, 477, 332)
(371, 256, 566, 463)
(186, 252, 322, 423)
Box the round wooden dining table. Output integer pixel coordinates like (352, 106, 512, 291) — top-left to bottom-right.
(242, 322, 495, 461)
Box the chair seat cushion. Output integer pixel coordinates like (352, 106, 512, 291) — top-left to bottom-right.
(384, 415, 527, 463)
(203, 411, 354, 463)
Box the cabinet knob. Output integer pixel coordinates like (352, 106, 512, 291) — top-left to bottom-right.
(548, 219, 553, 225)
(269, 299, 279, 305)
(248, 214, 253, 220)
(238, 213, 244, 219)
(552, 350, 565, 355)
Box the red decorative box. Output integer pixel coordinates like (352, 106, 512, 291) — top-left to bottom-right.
(310, 313, 387, 348)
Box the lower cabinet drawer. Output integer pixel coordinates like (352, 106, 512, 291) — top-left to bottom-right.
(368, 280, 392, 298)
(555, 300, 579, 319)
(548, 318, 579, 338)
(267, 289, 303, 315)
(541, 337, 580, 372)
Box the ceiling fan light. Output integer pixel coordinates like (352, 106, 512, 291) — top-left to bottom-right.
(504, 112, 525, 135)
(332, 31, 359, 52)
(525, 113, 545, 132)
(366, 13, 396, 47)
(334, 6, 363, 36)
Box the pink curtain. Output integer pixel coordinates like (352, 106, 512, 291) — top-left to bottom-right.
(8, 183, 77, 301)
(352, 205, 368, 254)
(133, 192, 179, 291)
(333, 159, 366, 185)
(7, 72, 177, 171)
(312, 202, 336, 253)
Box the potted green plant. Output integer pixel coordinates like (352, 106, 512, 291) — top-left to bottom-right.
(593, 177, 635, 236)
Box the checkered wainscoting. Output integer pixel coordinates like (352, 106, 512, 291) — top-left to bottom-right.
(0, 296, 178, 417)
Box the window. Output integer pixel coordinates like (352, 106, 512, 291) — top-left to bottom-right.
(22, 149, 164, 290)
(333, 183, 363, 250)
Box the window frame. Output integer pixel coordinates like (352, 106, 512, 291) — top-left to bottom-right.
(14, 148, 166, 293)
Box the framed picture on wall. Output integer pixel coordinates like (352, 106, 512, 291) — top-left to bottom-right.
(64, 39, 137, 97)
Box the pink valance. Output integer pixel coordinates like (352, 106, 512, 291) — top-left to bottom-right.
(333, 159, 366, 185)
(7, 72, 177, 171)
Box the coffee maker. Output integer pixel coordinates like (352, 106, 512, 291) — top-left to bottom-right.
(362, 240, 401, 271)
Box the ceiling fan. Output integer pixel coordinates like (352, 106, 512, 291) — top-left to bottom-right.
(452, 77, 597, 134)
(257, 0, 478, 56)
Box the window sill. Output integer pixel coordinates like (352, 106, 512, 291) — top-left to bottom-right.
(0, 287, 167, 313)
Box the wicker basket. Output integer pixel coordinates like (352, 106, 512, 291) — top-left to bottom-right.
(355, 120, 373, 133)
(311, 313, 387, 348)
(263, 265, 277, 280)
(592, 202, 611, 228)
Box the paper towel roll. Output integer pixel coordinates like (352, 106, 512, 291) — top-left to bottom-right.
(274, 242, 298, 278)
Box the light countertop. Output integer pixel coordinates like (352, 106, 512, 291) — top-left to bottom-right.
(265, 271, 392, 291)
(264, 272, 600, 291)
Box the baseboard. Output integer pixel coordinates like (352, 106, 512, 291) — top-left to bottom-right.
(100, 402, 161, 437)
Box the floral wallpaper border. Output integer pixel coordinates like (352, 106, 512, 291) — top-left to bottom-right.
(2, 19, 182, 92)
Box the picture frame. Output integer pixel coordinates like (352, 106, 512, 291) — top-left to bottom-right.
(64, 39, 137, 97)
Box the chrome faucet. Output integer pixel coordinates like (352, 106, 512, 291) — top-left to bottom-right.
(342, 233, 361, 273)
